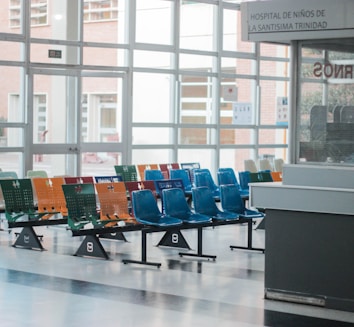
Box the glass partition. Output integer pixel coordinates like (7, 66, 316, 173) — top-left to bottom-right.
(298, 39, 354, 165)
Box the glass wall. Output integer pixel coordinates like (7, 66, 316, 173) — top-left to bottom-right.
(298, 39, 354, 165)
(0, 0, 290, 177)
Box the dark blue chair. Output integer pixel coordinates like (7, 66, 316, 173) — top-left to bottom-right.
(220, 184, 264, 219)
(169, 169, 193, 195)
(192, 186, 239, 221)
(217, 168, 249, 198)
(194, 169, 220, 200)
(144, 169, 165, 181)
(131, 189, 183, 227)
(162, 188, 212, 224)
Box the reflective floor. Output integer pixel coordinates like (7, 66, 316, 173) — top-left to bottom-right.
(0, 220, 353, 327)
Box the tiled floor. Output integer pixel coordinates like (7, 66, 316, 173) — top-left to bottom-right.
(0, 220, 353, 327)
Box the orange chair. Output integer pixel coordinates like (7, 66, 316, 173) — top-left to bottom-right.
(32, 177, 68, 219)
(271, 171, 283, 182)
(95, 182, 136, 226)
(136, 164, 159, 181)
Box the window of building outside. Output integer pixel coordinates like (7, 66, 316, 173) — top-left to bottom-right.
(0, 0, 292, 177)
(298, 40, 354, 165)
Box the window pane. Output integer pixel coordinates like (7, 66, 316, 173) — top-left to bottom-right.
(136, 0, 172, 45)
(83, 47, 126, 66)
(180, 2, 216, 51)
(31, 43, 79, 65)
(133, 72, 173, 123)
(2, 67, 24, 123)
(33, 74, 78, 144)
(133, 127, 171, 145)
(132, 149, 172, 165)
(0, 41, 22, 61)
(0, 153, 23, 177)
(134, 50, 172, 69)
(178, 149, 214, 170)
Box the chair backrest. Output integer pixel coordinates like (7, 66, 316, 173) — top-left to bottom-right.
(95, 181, 133, 223)
(194, 170, 219, 196)
(131, 189, 161, 221)
(220, 184, 245, 214)
(94, 175, 123, 183)
(0, 171, 18, 179)
(259, 159, 273, 172)
(62, 183, 98, 230)
(238, 171, 250, 190)
(144, 169, 165, 181)
(114, 165, 138, 182)
(169, 169, 192, 193)
(192, 186, 219, 216)
(162, 187, 191, 219)
(271, 171, 283, 182)
(158, 163, 180, 179)
(217, 168, 238, 186)
(32, 177, 67, 218)
(0, 178, 36, 222)
(154, 178, 184, 211)
(137, 164, 159, 181)
(273, 158, 284, 172)
(26, 170, 48, 178)
(64, 176, 95, 184)
(244, 159, 258, 173)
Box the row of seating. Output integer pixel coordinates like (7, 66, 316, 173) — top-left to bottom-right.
(244, 158, 284, 173)
(0, 174, 265, 266)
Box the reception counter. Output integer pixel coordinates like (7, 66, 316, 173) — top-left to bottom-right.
(249, 165, 354, 312)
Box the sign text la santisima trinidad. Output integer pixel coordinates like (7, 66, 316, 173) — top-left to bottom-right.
(249, 8, 327, 33)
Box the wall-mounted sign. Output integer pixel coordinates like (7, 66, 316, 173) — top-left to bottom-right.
(241, 0, 354, 42)
(222, 85, 238, 102)
(276, 96, 288, 125)
(48, 49, 62, 59)
(232, 102, 254, 125)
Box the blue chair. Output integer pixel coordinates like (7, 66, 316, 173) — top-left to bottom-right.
(217, 168, 249, 198)
(144, 169, 165, 181)
(0, 171, 18, 179)
(169, 169, 193, 195)
(192, 186, 239, 221)
(194, 169, 220, 200)
(238, 171, 251, 192)
(162, 188, 211, 224)
(220, 184, 264, 219)
(131, 189, 183, 227)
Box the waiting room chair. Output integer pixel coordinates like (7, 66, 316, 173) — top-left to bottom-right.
(32, 177, 68, 219)
(270, 171, 283, 182)
(162, 188, 211, 224)
(64, 176, 95, 184)
(95, 182, 136, 226)
(62, 183, 102, 230)
(159, 163, 180, 179)
(244, 159, 258, 173)
(144, 169, 165, 181)
(217, 168, 249, 198)
(193, 169, 220, 199)
(26, 170, 48, 178)
(131, 189, 183, 227)
(273, 158, 284, 172)
(0, 171, 18, 179)
(192, 186, 239, 221)
(259, 158, 273, 172)
(220, 184, 264, 219)
(114, 165, 138, 182)
(137, 164, 159, 181)
(169, 169, 193, 195)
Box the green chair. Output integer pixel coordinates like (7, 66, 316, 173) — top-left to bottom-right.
(114, 165, 138, 182)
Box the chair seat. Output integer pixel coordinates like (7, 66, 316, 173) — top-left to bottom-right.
(181, 212, 212, 224)
(136, 214, 183, 227)
(212, 211, 239, 221)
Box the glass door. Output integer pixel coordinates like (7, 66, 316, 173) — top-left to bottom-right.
(30, 70, 127, 177)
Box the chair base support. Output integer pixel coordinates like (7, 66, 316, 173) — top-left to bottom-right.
(13, 226, 45, 251)
(230, 220, 265, 253)
(74, 235, 110, 260)
(156, 230, 191, 249)
(122, 259, 161, 268)
(179, 252, 216, 261)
